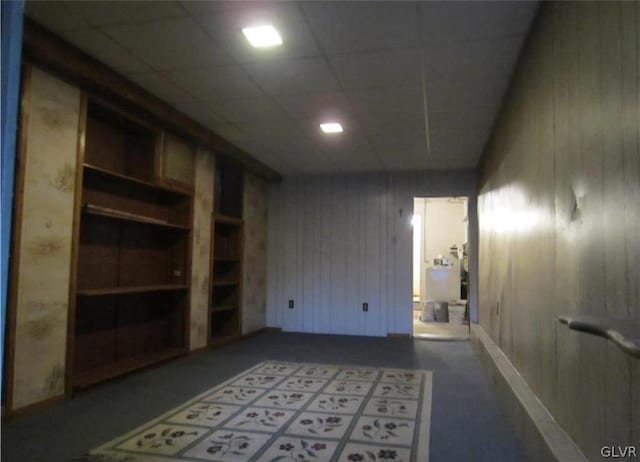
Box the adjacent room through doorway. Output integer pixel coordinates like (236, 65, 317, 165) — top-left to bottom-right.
(412, 197, 470, 340)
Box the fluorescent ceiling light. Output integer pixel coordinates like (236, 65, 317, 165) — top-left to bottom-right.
(242, 25, 282, 48)
(320, 122, 343, 134)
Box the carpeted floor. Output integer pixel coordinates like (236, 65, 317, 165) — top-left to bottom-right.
(1, 331, 527, 462)
(412, 320, 470, 340)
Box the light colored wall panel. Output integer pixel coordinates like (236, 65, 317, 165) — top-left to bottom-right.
(242, 171, 268, 334)
(11, 67, 81, 409)
(478, 2, 639, 458)
(189, 148, 214, 350)
(161, 133, 195, 188)
(266, 171, 476, 336)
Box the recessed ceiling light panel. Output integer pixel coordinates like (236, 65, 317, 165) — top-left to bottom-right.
(242, 25, 283, 48)
(320, 122, 343, 134)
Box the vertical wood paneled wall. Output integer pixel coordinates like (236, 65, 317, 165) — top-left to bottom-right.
(242, 172, 269, 334)
(267, 171, 476, 336)
(478, 2, 639, 458)
(8, 67, 81, 409)
(189, 149, 214, 350)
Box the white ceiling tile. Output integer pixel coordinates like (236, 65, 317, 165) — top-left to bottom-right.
(196, 3, 321, 63)
(77, 1, 187, 27)
(380, 148, 430, 171)
(324, 150, 383, 173)
(350, 85, 423, 121)
(424, 35, 525, 83)
(330, 49, 421, 90)
(242, 57, 338, 95)
(164, 66, 263, 101)
(427, 155, 478, 170)
(56, 29, 151, 74)
(25, 1, 89, 32)
(420, 1, 538, 43)
(173, 101, 226, 128)
(430, 130, 487, 159)
(302, 2, 419, 54)
(371, 128, 427, 154)
(428, 110, 495, 134)
(273, 91, 353, 121)
(125, 72, 195, 105)
(179, 1, 263, 15)
(103, 17, 231, 70)
(28, 0, 537, 174)
(209, 97, 290, 124)
(426, 74, 509, 115)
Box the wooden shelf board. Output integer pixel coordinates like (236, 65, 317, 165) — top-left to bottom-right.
(77, 284, 188, 296)
(83, 205, 190, 230)
(84, 163, 192, 196)
(211, 305, 238, 313)
(212, 280, 239, 287)
(214, 214, 243, 226)
(72, 347, 187, 389)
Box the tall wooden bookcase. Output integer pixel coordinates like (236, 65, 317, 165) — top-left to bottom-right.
(209, 162, 244, 344)
(71, 99, 193, 389)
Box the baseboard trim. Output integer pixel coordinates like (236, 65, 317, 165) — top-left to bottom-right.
(387, 333, 411, 339)
(263, 327, 283, 333)
(470, 324, 586, 462)
(2, 393, 66, 421)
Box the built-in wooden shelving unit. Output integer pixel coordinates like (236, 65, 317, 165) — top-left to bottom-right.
(71, 99, 192, 388)
(209, 162, 244, 345)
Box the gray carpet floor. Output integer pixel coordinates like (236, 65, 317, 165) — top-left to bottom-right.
(1, 331, 527, 462)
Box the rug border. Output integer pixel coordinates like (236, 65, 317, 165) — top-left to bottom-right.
(87, 361, 434, 462)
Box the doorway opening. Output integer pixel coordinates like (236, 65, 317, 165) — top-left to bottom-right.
(412, 197, 470, 340)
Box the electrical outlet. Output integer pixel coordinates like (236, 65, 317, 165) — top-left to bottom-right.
(289, 300, 294, 309)
(362, 302, 368, 312)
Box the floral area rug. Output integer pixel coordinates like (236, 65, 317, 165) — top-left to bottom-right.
(80, 361, 433, 462)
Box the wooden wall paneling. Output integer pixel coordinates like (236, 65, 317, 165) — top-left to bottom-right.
(301, 177, 316, 333)
(266, 182, 282, 329)
(393, 173, 413, 334)
(345, 176, 360, 336)
(266, 172, 476, 337)
(600, 2, 632, 447)
(552, 1, 582, 440)
(365, 175, 382, 336)
(329, 176, 347, 335)
(4, 64, 32, 410)
(10, 67, 81, 410)
(295, 177, 305, 333)
(621, 1, 640, 446)
(355, 176, 366, 336)
(576, 4, 607, 457)
(65, 93, 87, 396)
(384, 174, 395, 335)
(317, 177, 331, 334)
(379, 174, 389, 337)
(189, 148, 214, 350)
(281, 179, 298, 332)
(311, 176, 323, 334)
(478, 2, 639, 458)
(241, 172, 268, 335)
(535, 5, 558, 415)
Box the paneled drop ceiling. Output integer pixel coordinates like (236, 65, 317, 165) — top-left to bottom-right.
(25, 0, 538, 175)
